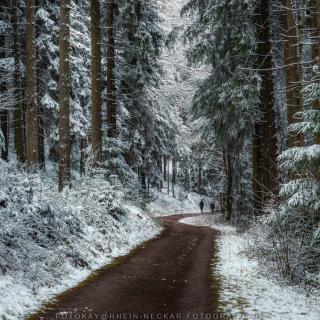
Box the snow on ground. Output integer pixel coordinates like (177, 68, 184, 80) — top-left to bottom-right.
(180, 214, 320, 320)
(0, 207, 160, 320)
(0, 161, 161, 319)
(149, 187, 211, 216)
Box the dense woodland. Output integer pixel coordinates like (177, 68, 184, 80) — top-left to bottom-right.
(0, 0, 319, 288)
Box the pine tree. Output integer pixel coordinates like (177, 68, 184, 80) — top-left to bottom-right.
(118, 0, 163, 184)
(58, 0, 71, 191)
(36, 0, 60, 165)
(182, 0, 260, 220)
(69, 0, 90, 173)
(34, 0, 90, 174)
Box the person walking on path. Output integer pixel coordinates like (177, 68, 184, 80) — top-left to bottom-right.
(210, 201, 215, 214)
(199, 199, 204, 214)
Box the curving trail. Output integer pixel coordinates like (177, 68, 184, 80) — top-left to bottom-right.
(31, 214, 220, 320)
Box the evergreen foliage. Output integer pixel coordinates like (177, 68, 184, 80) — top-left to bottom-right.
(181, 0, 260, 218)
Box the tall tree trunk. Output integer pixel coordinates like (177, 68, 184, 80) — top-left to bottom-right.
(38, 102, 45, 168)
(12, 0, 25, 162)
(252, 0, 279, 214)
(106, 0, 117, 139)
(198, 162, 202, 194)
(0, 112, 8, 161)
(158, 157, 163, 189)
(0, 5, 8, 161)
(172, 158, 176, 197)
(252, 124, 263, 214)
(167, 158, 170, 195)
(91, 0, 102, 165)
(58, 0, 71, 191)
(35, 0, 45, 169)
(260, 0, 278, 197)
(225, 153, 233, 222)
(172, 158, 177, 184)
(310, 0, 320, 144)
(283, 0, 304, 147)
(141, 170, 146, 190)
(310, 0, 320, 67)
(25, 0, 39, 168)
(163, 155, 167, 181)
(172, 179, 175, 198)
(184, 167, 190, 193)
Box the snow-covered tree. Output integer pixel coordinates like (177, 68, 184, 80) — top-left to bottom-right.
(181, 0, 261, 220)
(104, 0, 165, 187)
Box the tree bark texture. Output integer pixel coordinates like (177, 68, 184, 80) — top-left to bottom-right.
(91, 0, 102, 165)
(252, 0, 279, 214)
(225, 153, 233, 222)
(25, 0, 39, 168)
(106, 0, 117, 139)
(58, 0, 71, 191)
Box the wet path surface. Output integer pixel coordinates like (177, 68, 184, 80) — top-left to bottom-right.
(31, 214, 220, 320)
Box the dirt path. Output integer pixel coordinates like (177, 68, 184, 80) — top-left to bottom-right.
(31, 214, 220, 320)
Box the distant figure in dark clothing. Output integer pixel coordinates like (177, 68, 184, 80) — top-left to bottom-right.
(210, 201, 215, 214)
(199, 199, 204, 214)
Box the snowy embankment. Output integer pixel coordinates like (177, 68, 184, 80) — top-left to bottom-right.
(180, 214, 320, 320)
(0, 161, 160, 319)
(149, 187, 210, 216)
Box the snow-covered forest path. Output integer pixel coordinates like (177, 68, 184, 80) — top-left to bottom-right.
(29, 215, 220, 319)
